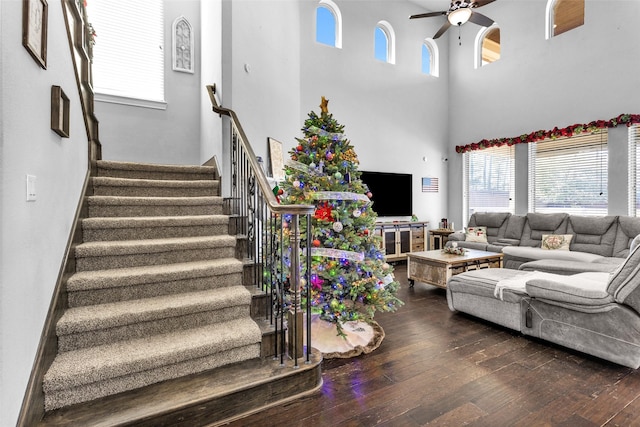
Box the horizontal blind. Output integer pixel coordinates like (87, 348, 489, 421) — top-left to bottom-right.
(629, 125, 640, 216)
(464, 145, 515, 220)
(88, 0, 164, 102)
(529, 130, 608, 215)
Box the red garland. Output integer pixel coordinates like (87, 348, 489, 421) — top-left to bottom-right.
(455, 114, 640, 154)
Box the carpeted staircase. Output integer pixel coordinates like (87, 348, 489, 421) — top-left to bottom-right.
(42, 160, 262, 411)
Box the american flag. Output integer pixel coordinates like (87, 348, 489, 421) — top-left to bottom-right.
(422, 177, 439, 193)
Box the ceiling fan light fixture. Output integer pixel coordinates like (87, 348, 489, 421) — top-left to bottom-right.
(447, 8, 472, 26)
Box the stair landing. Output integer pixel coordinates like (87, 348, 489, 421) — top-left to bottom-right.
(38, 350, 322, 427)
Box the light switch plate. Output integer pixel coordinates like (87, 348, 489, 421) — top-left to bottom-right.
(26, 175, 37, 201)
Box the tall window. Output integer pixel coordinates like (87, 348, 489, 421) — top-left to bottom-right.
(628, 125, 640, 216)
(421, 39, 439, 77)
(316, 0, 342, 48)
(88, 0, 165, 103)
(374, 21, 395, 64)
(464, 145, 515, 221)
(529, 131, 608, 215)
(547, 0, 584, 38)
(476, 25, 500, 68)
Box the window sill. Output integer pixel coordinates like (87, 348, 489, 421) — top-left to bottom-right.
(95, 93, 167, 110)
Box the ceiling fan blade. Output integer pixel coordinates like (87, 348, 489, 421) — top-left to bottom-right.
(409, 11, 447, 20)
(433, 21, 452, 39)
(472, 0, 497, 7)
(468, 11, 494, 27)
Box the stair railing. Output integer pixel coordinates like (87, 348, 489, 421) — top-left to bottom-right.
(207, 84, 315, 367)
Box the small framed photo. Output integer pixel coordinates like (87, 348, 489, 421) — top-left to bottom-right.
(268, 137, 286, 181)
(23, 0, 48, 69)
(51, 86, 70, 138)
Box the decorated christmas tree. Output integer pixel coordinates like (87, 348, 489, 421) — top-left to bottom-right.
(278, 97, 403, 345)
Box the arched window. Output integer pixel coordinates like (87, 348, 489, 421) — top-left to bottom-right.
(547, 0, 584, 39)
(421, 38, 439, 77)
(316, 0, 342, 48)
(374, 21, 395, 64)
(475, 25, 500, 68)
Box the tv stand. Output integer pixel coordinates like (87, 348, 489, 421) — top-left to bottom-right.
(374, 221, 428, 261)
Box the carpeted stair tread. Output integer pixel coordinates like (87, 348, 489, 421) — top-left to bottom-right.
(92, 176, 218, 189)
(57, 286, 251, 335)
(44, 317, 262, 392)
(87, 195, 223, 207)
(75, 235, 236, 258)
(97, 160, 217, 181)
(92, 177, 219, 197)
(81, 215, 230, 241)
(87, 196, 224, 217)
(67, 259, 243, 292)
(83, 215, 228, 229)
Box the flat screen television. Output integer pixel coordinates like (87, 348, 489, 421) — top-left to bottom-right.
(359, 171, 412, 218)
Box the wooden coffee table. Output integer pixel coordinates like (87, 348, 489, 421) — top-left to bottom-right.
(407, 249, 503, 289)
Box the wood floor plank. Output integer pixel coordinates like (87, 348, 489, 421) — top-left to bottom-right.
(225, 264, 640, 427)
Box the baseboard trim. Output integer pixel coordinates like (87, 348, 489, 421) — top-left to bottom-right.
(17, 169, 92, 427)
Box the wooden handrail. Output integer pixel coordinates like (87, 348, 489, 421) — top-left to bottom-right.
(206, 84, 314, 216)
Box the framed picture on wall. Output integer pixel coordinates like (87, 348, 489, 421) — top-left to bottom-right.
(51, 86, 70, 137)
(268, 137, 286, 181)
(23, 0, 48, 69)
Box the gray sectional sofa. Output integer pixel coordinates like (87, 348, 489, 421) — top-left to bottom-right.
(447, 212, 640, 273)
(444, 212, 640, 368)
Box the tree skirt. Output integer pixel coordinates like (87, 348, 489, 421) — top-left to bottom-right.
(306, 316, 385, 359)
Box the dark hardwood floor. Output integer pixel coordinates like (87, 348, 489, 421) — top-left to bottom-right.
(223, 263, 640, 427)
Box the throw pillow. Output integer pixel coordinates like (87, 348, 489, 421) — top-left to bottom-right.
(541, 234, 573, 251)
(465, 226, 487, 243)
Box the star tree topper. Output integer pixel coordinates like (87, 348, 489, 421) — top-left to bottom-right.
(320, 96, 329, 114)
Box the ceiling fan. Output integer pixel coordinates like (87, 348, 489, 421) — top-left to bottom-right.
(410, 0, 496, 39)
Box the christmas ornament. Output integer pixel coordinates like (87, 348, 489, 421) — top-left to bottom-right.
(332, 221, 343, 232)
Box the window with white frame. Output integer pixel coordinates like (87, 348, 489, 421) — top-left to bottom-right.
(88, 0, 165, 105)
(529, 131, 608, 215)
(374, 21, 395, 64)
(463, 145, 515, 221)
(475, 25, 500, 68)
(628, 125, 640, 216)
(547, 0, 584, 39)
(421, 38, 439, 76)
(316, 0, 342, 48)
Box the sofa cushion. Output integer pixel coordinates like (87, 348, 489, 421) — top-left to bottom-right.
(447, 268, 527, 304)
(503, 246, 604, 263)
(526, 272, 613, 306)
(613, 217, 640, 257)
(607, 236, 640, 313)
(567, 215, 617, 257)
(541, 234, 572, 251)
(504, 215, 526, 241)
(468, 212, 510, 243)
(466, 226, 487, 242)
(519, 259, 621, 275)
(520, 213, 568, 247)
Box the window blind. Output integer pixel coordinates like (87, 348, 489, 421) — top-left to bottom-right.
(629, 125, 640, 216)
(88, 0, 165, 102)
(463, 145, 515, 221)
(529, 130, 608, 215)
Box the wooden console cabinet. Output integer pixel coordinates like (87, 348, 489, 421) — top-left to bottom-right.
(374, 221, 428, 261)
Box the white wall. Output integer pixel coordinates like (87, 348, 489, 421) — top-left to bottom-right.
(200, 0, 223, 165)
(1, 1, 88, 424)
(446, 0, 640, 227)
(94, 0, 204, 166)
(298, 0, 449, 226)
(221, 0, 303, 187)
